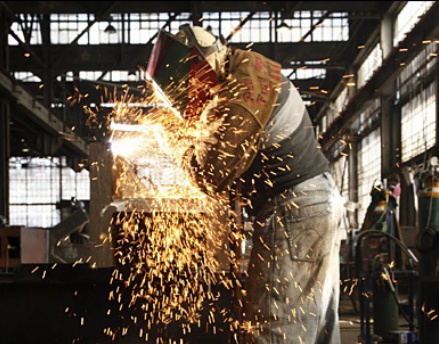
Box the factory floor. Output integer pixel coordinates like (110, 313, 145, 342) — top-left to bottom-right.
(339, 295, 412, 344)
(1, 267, 413, 344)
(340, 296, 362, 344)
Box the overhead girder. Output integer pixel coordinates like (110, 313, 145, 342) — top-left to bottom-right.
(0, 71, 89, 158)
(3, 0, 389, 131)
(9, 42, 349, 73)
(20, 73, 341, 99)
(4, 1, 392, 15)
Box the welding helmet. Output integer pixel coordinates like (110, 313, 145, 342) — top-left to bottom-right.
(147, 25, 222, 119)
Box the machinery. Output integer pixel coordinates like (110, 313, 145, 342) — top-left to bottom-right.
(355, 182, 418, 344)
(416, 158, 439, 344)
(0, 208, 89, 272)
(354, 158, 439, 344)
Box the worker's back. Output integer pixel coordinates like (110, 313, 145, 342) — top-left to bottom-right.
(231, 53, 330, 213)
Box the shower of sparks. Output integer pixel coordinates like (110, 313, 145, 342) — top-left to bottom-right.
(422, 304, 439, 322)
(99, 66, 238, 341)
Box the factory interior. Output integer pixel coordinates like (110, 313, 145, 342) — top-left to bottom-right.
(1, 1, 439, 344)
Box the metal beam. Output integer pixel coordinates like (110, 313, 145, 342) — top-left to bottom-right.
(40, 13, 51, 107)
(21, 76, 334, 99)
(8, 28, 47, 69)
(10, 41, 350, 71)
(0, 5, 12, 70)
(190, 1, 201, 26)
(0, 97, 9, 223)
(281, 10, 332, 67)
(225, 12, 255, 42)
(298, 11, 332, 43)
(0, 71, 89, 157)
(1, 2, 48, 69)
(3, 1, 393, 14)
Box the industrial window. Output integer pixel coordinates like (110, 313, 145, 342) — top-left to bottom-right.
(277, 11, 311, 43)
(281, 69, 295, 79)
(356, 99, 381, 136)
(357, 43, 382, 89)
(326, 112, 335, 130)
(281, 68, 326, 81)
(398, 42, 437, 96)
(124, 13, 156, 44)
(319, 115, 327, 134)
(312, 12, 349, 41)
(295, 68, 326, 80)
(49, 13, 192, 46)
(8, 10, 349, 47)
(321, 87, 351, 133)
(13, 71, 42, 83)
(9, 157, 89, 228)
(168, 13, 192, 33)
(88, 15, 123, 45)
(401, 81, 437, 163)
(226, 12, 272, 43)
(278, 11, 348, 43)
(334, 87, 349, 113)
(8, 14, 42, 46)
(50, 13, 94, 45)
(330, 86, 350, 124)
(358, 128, 382, 225)
(79, 70, 134, 82)
(331, 155, 349, 198)
(200, 12, 221, 38)
(202, 12, 258, 43)
(393, 1, 435, 47)
(102, 70, 130, 82)
(78, 70, 146, 82)
(78, 71, 104, 81)
(126, 13, 192, 44)
(219, 12, 251, 41)
(51, 13, 124, 45)
(62, 166, 90, 201)
(64, 71, 74, 82)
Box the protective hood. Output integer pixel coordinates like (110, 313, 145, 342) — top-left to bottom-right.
(147, 27, 220, 119)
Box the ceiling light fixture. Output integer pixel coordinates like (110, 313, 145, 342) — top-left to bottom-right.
(276, 21, 291, 33)
(104, 23, 117, 34)
(276, 8, 291, 33)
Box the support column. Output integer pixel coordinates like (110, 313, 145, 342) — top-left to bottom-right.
(436, 66, 439, 159)
(0, 7, 11, 70)
(0, 8, 12, 225)
(349, 140, 359, 225)
(41, 14, 52, 108)
(89, 142, 114, 267)
(380, 13, 393, 60)
(381, 95, 398, 178)
(190, 2, 202, 26)
(0, 98, 10, 224)
(380, 9, 398, 179)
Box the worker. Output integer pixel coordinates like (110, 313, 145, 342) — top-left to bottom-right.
(148, 25, 344, 344)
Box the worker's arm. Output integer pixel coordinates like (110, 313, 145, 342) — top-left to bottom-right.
(184, 103, 262, 194)
(183, 49, 281, 194)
